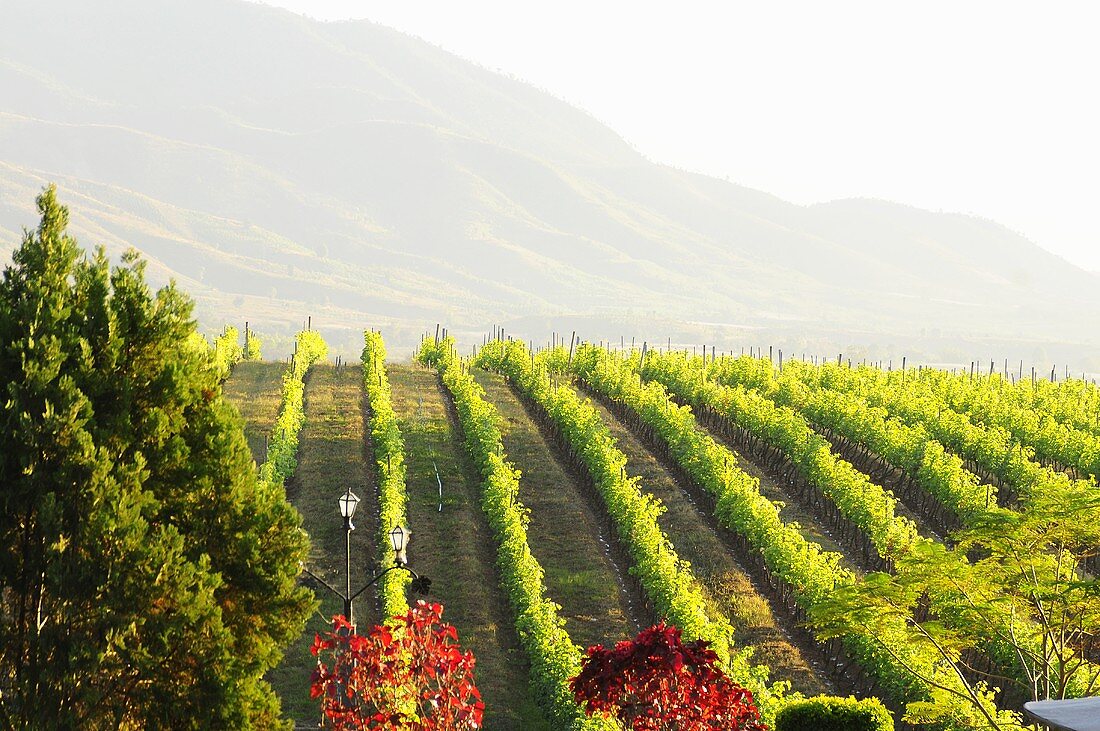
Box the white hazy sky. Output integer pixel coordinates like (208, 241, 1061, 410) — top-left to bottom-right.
(257, 1, 1100, 271)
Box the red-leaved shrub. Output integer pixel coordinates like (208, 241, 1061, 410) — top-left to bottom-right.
(310, 601, 483, 730)
(571, 622, 766, 730)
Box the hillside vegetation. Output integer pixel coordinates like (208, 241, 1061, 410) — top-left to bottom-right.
(3, 0, 1099, 361)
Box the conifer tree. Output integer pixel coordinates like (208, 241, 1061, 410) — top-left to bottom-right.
(0, 186, 313, 729)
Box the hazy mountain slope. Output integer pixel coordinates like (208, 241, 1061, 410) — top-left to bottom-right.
(2, 0, 1097, 357)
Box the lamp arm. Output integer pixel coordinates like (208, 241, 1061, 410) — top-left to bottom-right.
(300, 565, 347, 601)
(348, 564, 419, 604)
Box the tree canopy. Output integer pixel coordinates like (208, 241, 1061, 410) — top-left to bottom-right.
(0, 186, 313, 729)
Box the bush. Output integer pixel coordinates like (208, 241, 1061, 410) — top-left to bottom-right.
(571, 622, 766, 731)
(775, 696, 893, 731)
(257, 329, 327, 488)
(211, 325, 243, 378)
(311, 602, 483, 730)
(245, 329, 262, 360)
(361, 331, 410, 618)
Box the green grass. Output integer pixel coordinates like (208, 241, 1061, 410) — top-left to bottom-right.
(222, 361, 286, 463)
(585, 395, 831, 696)
(389, 363, 550, 731)
(473, 370, 639, 651)
(263, 364, 378, 724)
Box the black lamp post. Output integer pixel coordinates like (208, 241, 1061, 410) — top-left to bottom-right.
(302, 486, 427, 628)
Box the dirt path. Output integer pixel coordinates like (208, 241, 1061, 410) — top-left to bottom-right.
(582, 393, 832, 696)
(474, 370, 642, 651)
(389, 363, 547, 731)
(266, 364, 377, 723)
(222, 361, 285, 463)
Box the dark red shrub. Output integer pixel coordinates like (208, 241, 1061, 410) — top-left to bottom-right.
(570, 622, 766, 731)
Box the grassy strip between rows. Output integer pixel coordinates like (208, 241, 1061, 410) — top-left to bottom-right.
(258, 330, 328, 489)
(588, 346, 1016, 729)
(361, 331, 412, 618)
(473, 339, 780, 721)
(419, 338, 616, 731)
(707, 355, 993, 528)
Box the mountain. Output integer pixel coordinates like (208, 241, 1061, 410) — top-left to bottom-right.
(2, 0, 1098, 363)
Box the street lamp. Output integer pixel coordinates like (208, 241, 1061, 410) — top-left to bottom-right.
(390, 525, 409, 565)
(300, 487, 428, 627)
(338, 489, 359, 526)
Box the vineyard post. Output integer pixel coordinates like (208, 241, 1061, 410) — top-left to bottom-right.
(568, 331, 576, 364)
(769, 345, 773, 364)
(435, 324, 440, 345)
(778, 349, 783, 371)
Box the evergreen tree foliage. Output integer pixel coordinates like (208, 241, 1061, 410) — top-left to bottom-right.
(0, 186, 313, 729)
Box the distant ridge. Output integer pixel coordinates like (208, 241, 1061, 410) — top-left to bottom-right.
(2, 0, 1098, 363)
